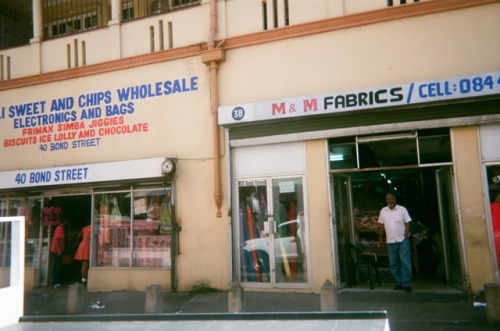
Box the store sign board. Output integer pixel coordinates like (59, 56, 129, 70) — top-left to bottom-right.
(0, 157, 164, 189)
(218, 71, 500, 125)
(0, 75, 199, 153)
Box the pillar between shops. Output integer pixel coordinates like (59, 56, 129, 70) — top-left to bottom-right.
(485, 283, 500, 324)
(320, 279, 338, 312)
(228, 282, 244, 313)
(31, 0, 43, 42)
(145, 284, 163, 314)
(66, 283, 85, 314)
(109, 0, 122, 25)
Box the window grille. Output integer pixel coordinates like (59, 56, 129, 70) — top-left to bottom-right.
(123, 0, 200, 21)
(171, 0, 200, 9)
(43, 0, 108, 39)
(387, 0, 420, 6)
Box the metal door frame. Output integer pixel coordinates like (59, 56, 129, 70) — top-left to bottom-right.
(235, 176, 311, 289)
(436, 166, 466, 289)
(330, 174, 354, 289)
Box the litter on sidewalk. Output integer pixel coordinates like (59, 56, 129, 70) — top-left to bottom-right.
(89, 301, 105, 309)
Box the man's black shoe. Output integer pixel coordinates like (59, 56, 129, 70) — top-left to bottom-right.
(393, 285, 404, 290)
(404, 286, 412, 293)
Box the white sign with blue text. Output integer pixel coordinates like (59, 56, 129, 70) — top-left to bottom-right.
(0, 158, 164, 189)
(218, 71, 500, 125)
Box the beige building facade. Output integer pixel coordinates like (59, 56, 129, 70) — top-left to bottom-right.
(0, 0, 499, 296)
(218, 0, 500, 295)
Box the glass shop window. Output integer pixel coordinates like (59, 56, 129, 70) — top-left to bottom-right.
(93, 187, 172, 268)
(329, 129, 451, 170)
(487, 165, 500, 273)
(357, 132, 418, 168)
(0, 197, 42, 269)
(329, 136, 357, 170)
(132, 189, 172, 268)
(94, 192, 132, 267)
(418, 128, 452, 164)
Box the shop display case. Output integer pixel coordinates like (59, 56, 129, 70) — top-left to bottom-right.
(355, 211, 384, 251)
(354, 211, 391, 283)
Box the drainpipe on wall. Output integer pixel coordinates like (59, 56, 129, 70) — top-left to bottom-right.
(203, 2, 243, 307)
(208, 0, 217, 49)
(201, 0, 225, 218)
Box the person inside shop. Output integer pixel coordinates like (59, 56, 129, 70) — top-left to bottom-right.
(378, 193, 413, 293)
(74, 219, 91, 286)
(50, 217, 67, 288)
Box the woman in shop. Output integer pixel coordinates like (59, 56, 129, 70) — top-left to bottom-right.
(74, 220, 91, 286)
(50, 219, 67, 288)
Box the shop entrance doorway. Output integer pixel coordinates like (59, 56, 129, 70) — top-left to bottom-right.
(332, 166, 465, 290)
(237, 177, 310, 289)
(44, 194, 92, 286)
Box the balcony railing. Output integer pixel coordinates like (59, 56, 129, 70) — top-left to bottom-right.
(43, 0, 201, 40)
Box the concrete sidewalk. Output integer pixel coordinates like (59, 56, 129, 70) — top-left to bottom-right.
(10, 284, 499, 331)
(4, 312, 390, 331)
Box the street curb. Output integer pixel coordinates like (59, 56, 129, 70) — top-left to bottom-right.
(19, 311, 388, 323)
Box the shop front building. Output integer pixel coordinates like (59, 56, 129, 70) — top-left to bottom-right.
(0, 56, 231, 292)
(221, 83, 500, 294)
(0, 159, 177, 290)
(0, 0, 499, 297)
(218, 3, 500, 294)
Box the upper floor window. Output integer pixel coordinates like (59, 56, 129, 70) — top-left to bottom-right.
(43, 0, 200, 38)
(123, 0, 200, 21)
(150, 0, 170, 14)
(387, 0, 420, 6)
(0, 0, 32, 50)
(43, 0, 107, 39)
(172, 0, 200, 8)
(122, 1, 134, 21)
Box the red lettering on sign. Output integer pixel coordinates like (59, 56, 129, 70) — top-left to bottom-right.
(42, 207, 61, 226)
(272, 102, 286, 115)
(303, 98, 318, 112)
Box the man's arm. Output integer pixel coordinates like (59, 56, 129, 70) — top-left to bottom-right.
(379, 225, 385, 243)
(404, 222, 410, 239)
